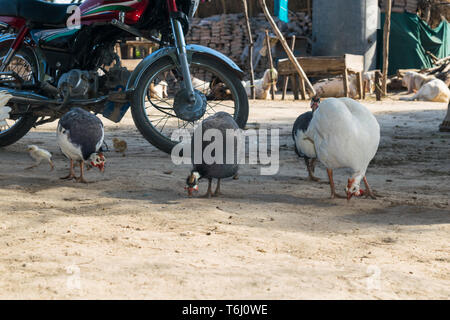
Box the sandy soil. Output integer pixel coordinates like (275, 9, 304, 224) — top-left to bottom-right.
(0, 94, 449, 299)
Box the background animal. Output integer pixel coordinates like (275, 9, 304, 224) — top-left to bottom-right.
(400, 78, 450, 103)
(149, 80, 168, 99)
(313, 75, 359, 99)
(0, 91, 12, 128)
(402, 71, 436, 93)
(113, 138, 128, 155)
(363, 71, 376, 94)
(305, 97, 380, 200)
(57, 108, 106, 183)
(26, 145, 54, 171)
(292, 111, 319, 181)
(186, 112, 240, 198)
(242, 69, 278, 100)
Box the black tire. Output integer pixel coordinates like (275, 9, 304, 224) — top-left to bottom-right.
(131, 55, 249, 154)
(0, 115, 38, 147)
(0, 44, 38, 147)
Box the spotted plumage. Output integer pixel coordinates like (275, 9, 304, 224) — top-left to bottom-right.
(186, 112, 240, 197)
(57, 107, 105, 183)
(292, 111, 319, 181)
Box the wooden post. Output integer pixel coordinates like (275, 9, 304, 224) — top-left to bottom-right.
(382, 0, 392, 96)
(343, 68, 349, 97)
(282, 36, 296, 100)
(439, 102, 450, 132)
(242, 0, 256, 100)
(265, 30, 275, 100)
(375, 70, 382, 101)
(258, 0, 316, 96)
(357, 72, 363, 100)
(220, 0, 227, 14)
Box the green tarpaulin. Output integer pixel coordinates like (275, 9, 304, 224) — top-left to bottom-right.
(377, 12, 450, 75)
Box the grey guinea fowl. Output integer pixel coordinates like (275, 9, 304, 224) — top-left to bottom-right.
(186, 112, 240, 198)
(57, 107, 105, 183)
(292, 111, 320, 181)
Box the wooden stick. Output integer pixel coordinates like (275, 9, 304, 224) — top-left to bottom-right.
(258, 0, 316, 96)
(265, 30, 275, 100)
(220, 0, 227, 14)
(242, 0, 255, 100)
(382, 0, 392, 96)
(282, 36, 296, 100)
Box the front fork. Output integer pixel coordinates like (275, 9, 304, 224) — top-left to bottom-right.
(0, 25, 29, 72)
(168, 1, 195, 103)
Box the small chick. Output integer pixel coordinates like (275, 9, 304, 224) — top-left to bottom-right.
(27, 145, 54, 171)
(112, 138, 127, 155)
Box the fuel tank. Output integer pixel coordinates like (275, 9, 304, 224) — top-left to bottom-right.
(79, 0, 150, 25)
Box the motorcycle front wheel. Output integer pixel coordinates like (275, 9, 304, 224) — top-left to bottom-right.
(0, 45, 38, 147)
(131, 54, 249, 154)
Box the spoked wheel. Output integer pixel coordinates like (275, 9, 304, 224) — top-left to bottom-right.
(131, 55, 248, 154)
(0, 47, 38, 147)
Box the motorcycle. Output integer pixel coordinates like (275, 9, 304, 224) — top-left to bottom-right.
(0, 0, 248, 154)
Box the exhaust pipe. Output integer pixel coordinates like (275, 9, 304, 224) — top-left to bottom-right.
(2, 88, 57, 105)
(2, 88, 109, 106)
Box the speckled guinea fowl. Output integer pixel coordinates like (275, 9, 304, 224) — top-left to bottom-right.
(186, 112, 240, 198)
(292, 111, 319, 181)
(57, 107, 106, 183)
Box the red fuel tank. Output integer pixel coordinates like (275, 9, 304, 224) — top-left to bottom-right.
(79, 0, 150, 25)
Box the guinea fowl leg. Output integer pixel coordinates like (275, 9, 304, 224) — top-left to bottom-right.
(306, 158, 320, 182)
(363, 176, 377, 199)
(76, 161, 88, 184)
(48, 159, 54, 171)
(26, 160, 41, 170)
(327, 168, 345, 199)
(213, 179, 222, 197)
(61, 159, 76, 180)
(201, 178, 213, 198)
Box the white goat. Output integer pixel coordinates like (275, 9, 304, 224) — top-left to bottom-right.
(242, 69, 278, 100)
(313, 74, 359, 99)
(400, 78, 450, 103)
(402, 71, 436, 93)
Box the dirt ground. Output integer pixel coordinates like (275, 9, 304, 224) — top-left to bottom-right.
(0, 94, 449, 299)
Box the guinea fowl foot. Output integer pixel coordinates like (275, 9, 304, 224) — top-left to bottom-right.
(200, 192, 212, 198)
(76, 177, 88, 184)
(60, 173, 76, 180)
(308, 174, 320, 182)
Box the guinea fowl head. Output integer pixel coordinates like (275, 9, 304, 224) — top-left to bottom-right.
(185, 171, 200, 197)
(310, 95, 321, 111)
(89, 152, 106, 172)
(346, 178, 365, 201)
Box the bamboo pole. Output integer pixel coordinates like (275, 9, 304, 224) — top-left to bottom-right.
(242, 0, 256, 100)
(265, 30, 276, 100)
(258, 0, 315, 96)
(382, 0, 392, 96)
(220, 0, 227, 14)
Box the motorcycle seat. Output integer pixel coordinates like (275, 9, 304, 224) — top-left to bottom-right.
(0, 0, 76, 27)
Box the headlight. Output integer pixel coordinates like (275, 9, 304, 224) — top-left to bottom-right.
(189, 0, 200, 18)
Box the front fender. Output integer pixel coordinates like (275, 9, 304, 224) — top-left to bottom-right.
(126, 44, 244, 92)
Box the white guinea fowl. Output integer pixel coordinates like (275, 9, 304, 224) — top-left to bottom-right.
(0, 91, 13, 128)
(305, 97, 380, 200)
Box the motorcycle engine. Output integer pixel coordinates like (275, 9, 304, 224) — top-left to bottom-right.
(57, 69, 98, 99)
